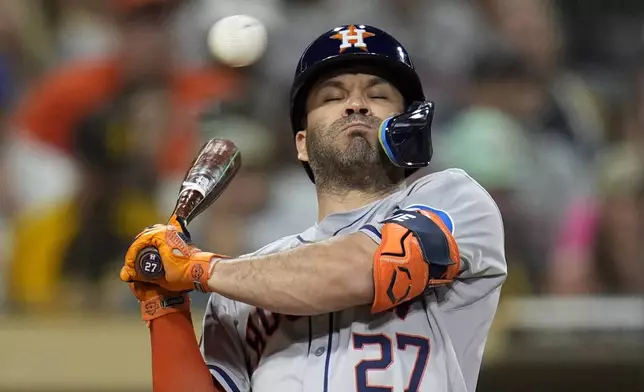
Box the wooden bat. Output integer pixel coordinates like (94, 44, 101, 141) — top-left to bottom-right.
(134, 138, 241, 279)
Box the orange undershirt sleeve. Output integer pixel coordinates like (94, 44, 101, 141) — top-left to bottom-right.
(149, 312, 223, 392)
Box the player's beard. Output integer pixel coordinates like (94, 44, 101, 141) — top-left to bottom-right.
(306, 114, 405, 195)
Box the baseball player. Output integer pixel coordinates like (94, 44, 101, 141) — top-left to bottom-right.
(120, 24, 507, 392)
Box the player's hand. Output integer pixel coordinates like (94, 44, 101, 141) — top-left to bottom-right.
(120, 224, 226, 293)
(130, 281, 191, 323)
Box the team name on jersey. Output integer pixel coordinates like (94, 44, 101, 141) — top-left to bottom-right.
(244, 301, 414, 365)
(245, 309, 301, 363)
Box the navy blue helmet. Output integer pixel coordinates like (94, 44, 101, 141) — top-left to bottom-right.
(289, 24, 433, 182)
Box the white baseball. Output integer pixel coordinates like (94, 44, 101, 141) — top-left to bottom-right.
(207, 15, 268, 68)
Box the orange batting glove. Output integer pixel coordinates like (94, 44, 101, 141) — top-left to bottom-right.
(120, 224, 227, 293)
(130, 281, 191, 326)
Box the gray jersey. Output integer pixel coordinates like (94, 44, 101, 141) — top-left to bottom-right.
(200, 168, 507, 392)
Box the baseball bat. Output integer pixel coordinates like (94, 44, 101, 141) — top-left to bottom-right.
(134, 138, 241, 279)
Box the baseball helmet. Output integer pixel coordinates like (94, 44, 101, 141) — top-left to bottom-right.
(289, 24, 435, 183)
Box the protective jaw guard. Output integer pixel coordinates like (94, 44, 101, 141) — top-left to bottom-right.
(378, 101, 435, 168)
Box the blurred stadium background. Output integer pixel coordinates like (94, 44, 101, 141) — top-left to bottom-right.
(0, 0, 643, 391)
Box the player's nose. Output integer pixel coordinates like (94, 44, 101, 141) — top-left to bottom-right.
(343, 96, 370, 117)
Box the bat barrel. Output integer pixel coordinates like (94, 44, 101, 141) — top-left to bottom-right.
(174, 139, 241, 224)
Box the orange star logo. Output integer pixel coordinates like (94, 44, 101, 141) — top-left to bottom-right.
(330, 25, 376, 53)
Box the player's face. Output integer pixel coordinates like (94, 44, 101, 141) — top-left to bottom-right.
(297, 73, 406, 192)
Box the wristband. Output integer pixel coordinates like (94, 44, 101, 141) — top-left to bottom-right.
(140, 293, 191, 326)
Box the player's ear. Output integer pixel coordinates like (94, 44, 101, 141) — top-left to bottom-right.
(295, 130, 309, 162)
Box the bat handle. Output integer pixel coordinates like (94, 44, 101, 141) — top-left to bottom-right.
(134, 246, 165, 279)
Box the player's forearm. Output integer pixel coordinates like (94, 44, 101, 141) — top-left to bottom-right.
(207, 233, 376, 315)
(150, 312, 222, 392)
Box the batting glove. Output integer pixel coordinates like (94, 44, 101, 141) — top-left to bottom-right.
(120, 224, 226, 293)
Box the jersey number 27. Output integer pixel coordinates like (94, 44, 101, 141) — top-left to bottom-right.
(353, 332, 430, 392)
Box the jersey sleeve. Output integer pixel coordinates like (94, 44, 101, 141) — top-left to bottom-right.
(200, 294, 251, 392)
(360, 168, 507, 282)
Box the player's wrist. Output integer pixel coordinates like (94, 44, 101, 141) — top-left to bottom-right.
(139, 293, 191, 326)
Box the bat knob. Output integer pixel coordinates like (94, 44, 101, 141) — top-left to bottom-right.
(135, 247, 165, 279)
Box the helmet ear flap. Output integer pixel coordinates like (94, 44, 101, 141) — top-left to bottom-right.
(378, 101, 434, 169)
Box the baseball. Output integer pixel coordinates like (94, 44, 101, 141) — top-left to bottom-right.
(207, 15, 268, 68)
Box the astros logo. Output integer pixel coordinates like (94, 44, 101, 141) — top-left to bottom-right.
(330, 25, 375, 53)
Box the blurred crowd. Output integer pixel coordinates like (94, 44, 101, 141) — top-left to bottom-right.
(0, 0, 643, 315)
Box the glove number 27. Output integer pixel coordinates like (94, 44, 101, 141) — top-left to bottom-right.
(139, 252, 162, 275)
(143, 260, 160, 273)
(353, 332, 430, 392)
